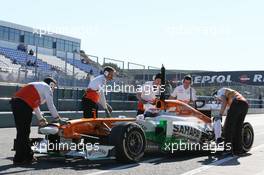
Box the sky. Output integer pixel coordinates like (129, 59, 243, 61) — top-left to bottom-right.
(1, 0, 264, 71)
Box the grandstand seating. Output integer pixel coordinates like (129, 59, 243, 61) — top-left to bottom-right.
(0, 54, 21, 70)
(0, 47, 51, 71)
(37, 54, 87, 77)
(67, 58, 100, 75)
(0, 46, 100, 79)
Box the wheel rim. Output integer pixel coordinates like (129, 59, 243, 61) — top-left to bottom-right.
(126, 131, 144, 156)
(242, 126, 253, 149)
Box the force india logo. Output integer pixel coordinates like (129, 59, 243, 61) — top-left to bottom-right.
(173, 125, 202, 140)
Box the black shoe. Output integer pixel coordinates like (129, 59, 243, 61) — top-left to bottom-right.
(26, 156, 37, 164)
(233, 150, 245, 156)
(13, 160, 29, 165)
(13, 156, 37, 165)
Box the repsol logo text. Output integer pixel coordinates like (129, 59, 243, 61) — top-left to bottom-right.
(193, 75, 232, 84)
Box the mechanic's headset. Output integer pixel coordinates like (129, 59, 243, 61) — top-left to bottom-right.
(43, 77, 57, 89)
(182, 75, 193, 85)
(50, 82, 56, 89)
(103, 66, 116, 77)
(104, 70, 109, 76)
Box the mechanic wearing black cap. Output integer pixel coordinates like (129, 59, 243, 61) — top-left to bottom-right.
(10, 77, 61, 165)
(169, 75, 197, 106)
(136, 73, 162, 115)
(212, 87, 248, 154)
(82, 66, 116, 118)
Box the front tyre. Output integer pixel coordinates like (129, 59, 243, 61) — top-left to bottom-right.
(109, 122, 146, 162)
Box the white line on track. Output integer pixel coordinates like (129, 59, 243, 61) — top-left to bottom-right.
(83, 131, 264, 175)
(84, 157, 164, 175)
(180, 143, 264, 175)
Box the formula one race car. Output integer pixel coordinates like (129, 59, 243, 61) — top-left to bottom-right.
(135, 99, 254, 154)
(19, 66, 254, 162)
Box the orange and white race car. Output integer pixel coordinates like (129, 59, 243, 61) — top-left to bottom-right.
(17, 66, 254, 163)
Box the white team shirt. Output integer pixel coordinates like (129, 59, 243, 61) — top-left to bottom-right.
(87, 75, 107, 109)
(141, 81, 159, 103)
(171, 85, 197, 102)
(29, 82, 59, 120)
(88, 75, 106, 91)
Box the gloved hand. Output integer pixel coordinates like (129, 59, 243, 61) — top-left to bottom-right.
(52, 116, 61, 123)
(213, 114, 222, 122)
(39, 118, 48, 127)
(52, 116, 69, 125)
(58, 117, 69, 125)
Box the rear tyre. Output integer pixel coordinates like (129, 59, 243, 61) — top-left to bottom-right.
(240, 122, 254, 153)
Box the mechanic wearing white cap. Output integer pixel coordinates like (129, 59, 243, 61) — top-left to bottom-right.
(169, 75, 197, 105)
(82, 66, 115, 118)
(136, 73, 162, 115)
(10, 77, 61, 165)
(212, 87, 248, 155)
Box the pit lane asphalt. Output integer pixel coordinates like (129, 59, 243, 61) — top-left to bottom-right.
(1, 114, 264, 175)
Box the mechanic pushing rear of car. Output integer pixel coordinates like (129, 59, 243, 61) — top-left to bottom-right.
(213, 87, 248, 155)
(82, 66, 116, 118)
(136, 73, 162, 115)
(10, 77, 61, 165)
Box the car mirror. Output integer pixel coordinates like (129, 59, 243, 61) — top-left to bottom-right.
(195, 100, 205, 108)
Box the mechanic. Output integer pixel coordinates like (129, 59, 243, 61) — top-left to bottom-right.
(136, 73, 162, 115)
(10, 77, 61, 165)
(212, 87, 248, 155)
(169, 75, 197, 106)
(82, 66, 115, 118)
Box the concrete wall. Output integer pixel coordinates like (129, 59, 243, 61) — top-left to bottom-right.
(0, 83, 139, 127)
(0, 83, 263, 128)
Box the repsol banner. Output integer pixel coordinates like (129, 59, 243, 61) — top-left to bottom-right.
(190, 71, 264, 86)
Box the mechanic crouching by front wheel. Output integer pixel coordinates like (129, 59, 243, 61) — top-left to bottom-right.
(82, 66, 116, 118)
(10, 77, 61, 165)
(212, 87, 248, 155)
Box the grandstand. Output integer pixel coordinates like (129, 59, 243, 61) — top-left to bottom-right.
(0, 20, 102, 86)
(67, 57, 100, 75)
(0, 54, 21, 70)
(0, 46, 51, 71)
(0, 19, 263, 99)
(37, 53, 85, 77)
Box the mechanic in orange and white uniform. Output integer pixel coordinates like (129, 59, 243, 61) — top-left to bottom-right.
(212, 87, 248, 155)
(169, 75, 197, 105)
(10, 77, 61, 165)
(82, 66, 116, 118)
(136, 73, 162, 115)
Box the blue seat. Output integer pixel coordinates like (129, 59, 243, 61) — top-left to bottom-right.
(0, 46, 55, 72)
